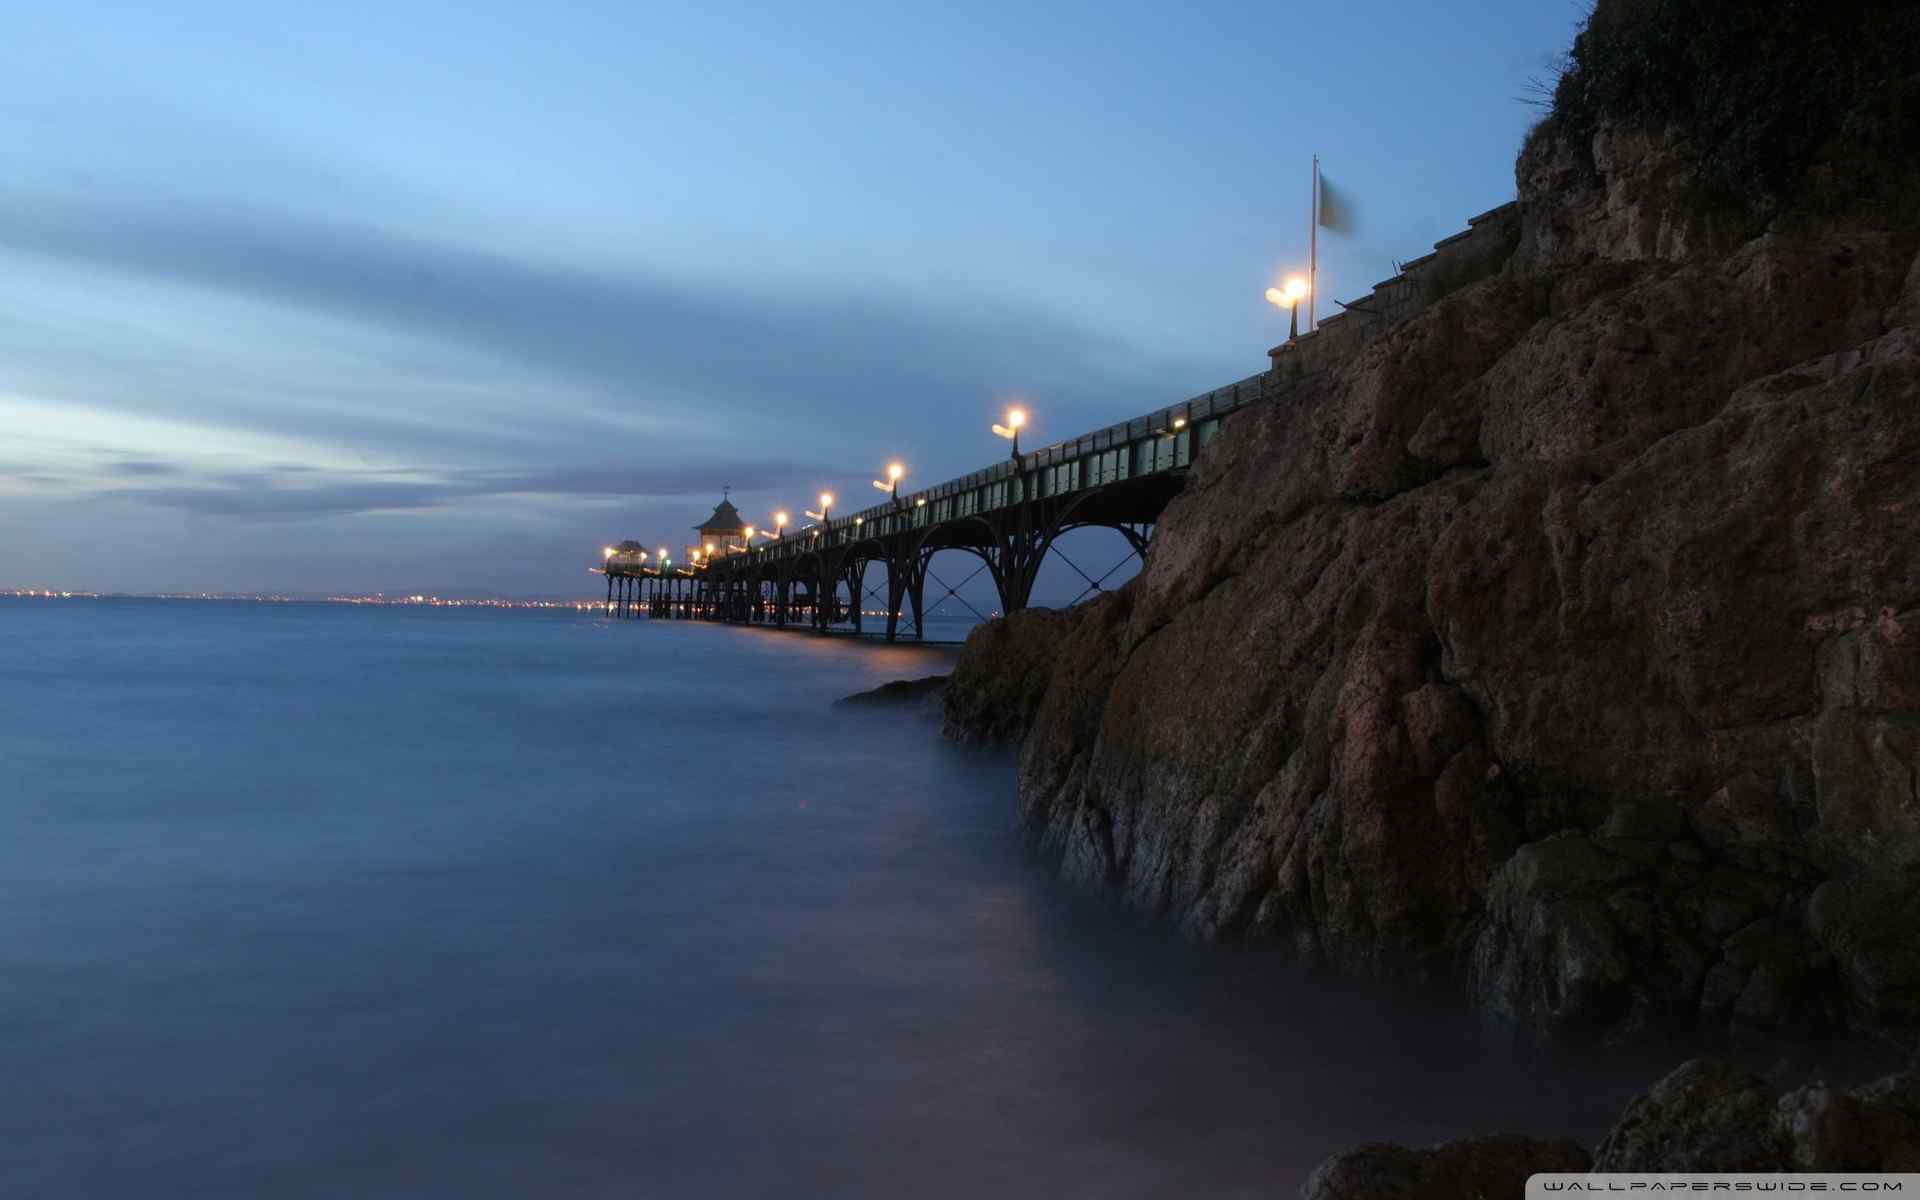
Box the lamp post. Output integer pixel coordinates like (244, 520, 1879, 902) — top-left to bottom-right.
(1265, 275, 1310, 342)
(991, 408, 1027, 461)
(802, 492, 835, 629)
(774, 511, 788, 541)
(805, 492, 833, 528)
(873, 461, 906, 506)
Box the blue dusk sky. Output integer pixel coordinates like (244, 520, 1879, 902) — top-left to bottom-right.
(0, 0, 1585, 598)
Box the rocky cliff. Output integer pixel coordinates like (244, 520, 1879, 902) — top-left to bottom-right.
(944, 24, 1920, 1046)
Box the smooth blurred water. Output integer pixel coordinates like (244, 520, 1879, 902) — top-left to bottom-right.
(0, 598, 1659, 1198)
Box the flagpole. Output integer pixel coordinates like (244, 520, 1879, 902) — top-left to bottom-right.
(1310, 155, 1319, 332)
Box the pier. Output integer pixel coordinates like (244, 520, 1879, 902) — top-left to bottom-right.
(598, 372, 1266, 641)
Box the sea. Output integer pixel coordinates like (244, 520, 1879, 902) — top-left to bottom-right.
(0, 597, 1662, 1198)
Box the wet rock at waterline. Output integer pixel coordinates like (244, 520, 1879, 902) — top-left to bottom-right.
(1297, 1057, 1920, 1193)
(834, 675, 949, 718)
(1592, 1057, 1920, 1173)
(1300, 1134, 1590, 1200)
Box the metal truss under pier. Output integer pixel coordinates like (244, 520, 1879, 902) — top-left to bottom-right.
(599, 370, 1266, 642)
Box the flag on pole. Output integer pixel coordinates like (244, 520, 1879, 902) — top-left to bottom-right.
(1317, 173, 1355, 234)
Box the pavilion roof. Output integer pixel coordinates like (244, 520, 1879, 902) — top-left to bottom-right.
(694, 497, 747, 534)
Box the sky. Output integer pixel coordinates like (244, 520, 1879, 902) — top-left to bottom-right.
(0, 0, 1588, 599)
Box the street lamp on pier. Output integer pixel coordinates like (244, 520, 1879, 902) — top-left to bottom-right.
(873, 461, 906, 505)
(991, 407, 1027, 461)
(773, 512, 788, 540)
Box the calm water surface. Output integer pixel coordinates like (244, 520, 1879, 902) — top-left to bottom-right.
(0, 599, 1655, 1197)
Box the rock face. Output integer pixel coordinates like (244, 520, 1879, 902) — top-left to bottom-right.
(944, 114, 1920, 1042)
(940, 600, 1124, 747)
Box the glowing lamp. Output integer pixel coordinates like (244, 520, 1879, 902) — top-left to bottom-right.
(1268, 275, 1311, 341)
(1265, 276, 1309, 309)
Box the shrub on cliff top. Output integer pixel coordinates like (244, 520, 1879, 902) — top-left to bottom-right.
(1546, 0, 1920, 209)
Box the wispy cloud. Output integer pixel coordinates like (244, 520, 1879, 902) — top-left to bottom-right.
(89, 458, 867, 521)
(0, 192, 1198, 437)
(103, 459, 182, 478)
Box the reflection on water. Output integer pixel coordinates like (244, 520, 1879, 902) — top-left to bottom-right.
(0, 599, 1655, 1197)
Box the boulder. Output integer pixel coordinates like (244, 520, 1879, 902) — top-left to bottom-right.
(1593, 1057, 1920, 1172)
(1300, 1135, 1588, 1200)
(1593, 1058, 1790, 1170)
(1297, 1060, 1920, 1194)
